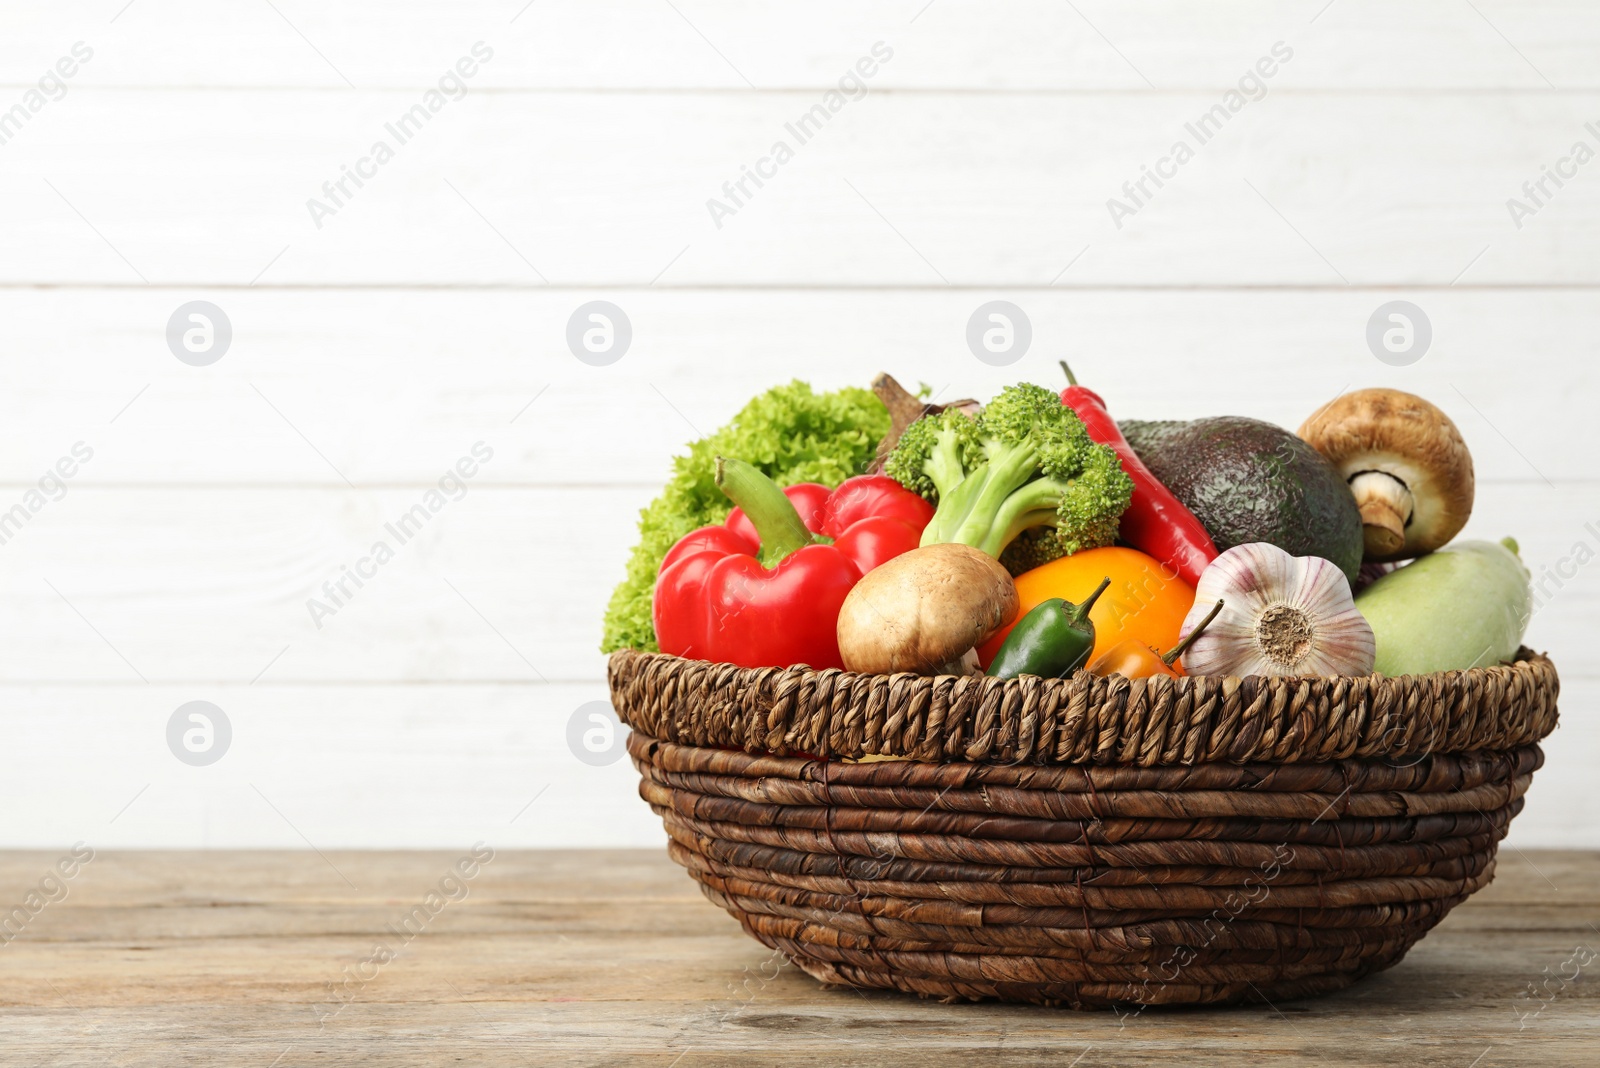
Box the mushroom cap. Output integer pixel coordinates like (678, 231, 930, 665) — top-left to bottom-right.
(837, 543, 1018, 675)
(1298, 388, 1474, 560)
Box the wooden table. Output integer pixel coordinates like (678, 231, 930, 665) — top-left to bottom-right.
(3, 849, 1596, 1066)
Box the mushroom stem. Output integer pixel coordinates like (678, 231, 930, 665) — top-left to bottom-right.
(1348, 470, 1413, 558)
(936, 649, 983, 676)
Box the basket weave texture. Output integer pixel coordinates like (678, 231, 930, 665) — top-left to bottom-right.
(609, 649, 1560, 1008)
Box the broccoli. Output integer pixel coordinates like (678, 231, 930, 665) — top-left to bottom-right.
(998, 526, 1071, 577)
(601, 381, 890, 653)
(883, 407, 980, 501)
(884, 382, 1132, 565)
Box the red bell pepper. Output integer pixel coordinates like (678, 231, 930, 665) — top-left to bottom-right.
(1058, 362, 1218, 587)
(654, 458, 933, 669)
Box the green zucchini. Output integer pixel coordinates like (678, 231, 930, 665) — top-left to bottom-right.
(1355, 538, 1532, 676)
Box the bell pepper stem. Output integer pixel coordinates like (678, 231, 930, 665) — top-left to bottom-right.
(715, 456, 816, 564)
(1059, 360, 1079, 387)
(1065, 576, 1112, 625)
(1163, 599, 1224, 665)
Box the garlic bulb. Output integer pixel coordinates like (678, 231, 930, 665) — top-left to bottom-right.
(1179, 543, 1376, 678)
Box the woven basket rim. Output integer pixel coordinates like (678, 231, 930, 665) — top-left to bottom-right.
(608, 648, 1559, 767)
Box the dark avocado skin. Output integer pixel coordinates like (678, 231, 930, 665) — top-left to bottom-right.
(1119, 419, 1192, 460)
(1116, 416, 1364, 584)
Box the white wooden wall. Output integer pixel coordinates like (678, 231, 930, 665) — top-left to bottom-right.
(2, 1, 1596, 849)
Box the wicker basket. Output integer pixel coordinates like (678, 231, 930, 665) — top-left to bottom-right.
(609, 648, 1560, 1009)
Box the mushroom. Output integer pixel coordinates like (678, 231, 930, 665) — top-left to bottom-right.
(1297, 388, 1474, 562)
(836, 543, 1018, 675)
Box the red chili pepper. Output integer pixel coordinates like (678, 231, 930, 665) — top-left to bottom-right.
(1058, 362, 1218, 587)
(654, 458, 933, 669)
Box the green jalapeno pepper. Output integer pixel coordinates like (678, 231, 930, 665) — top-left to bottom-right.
(985, 576, 1111, 680)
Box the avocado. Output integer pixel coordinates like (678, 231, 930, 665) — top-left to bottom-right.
(1119, 419, 1192, 460)
(1117, 416, 1365, 584)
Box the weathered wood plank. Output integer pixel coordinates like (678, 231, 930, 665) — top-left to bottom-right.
(4, 90, 1600, 286)
(0, 850, 1595, 1066)
(0, 289, 1593, 487)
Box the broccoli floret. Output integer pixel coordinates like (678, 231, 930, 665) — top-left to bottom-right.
(882, 407, 978, 500)
(885, 382, 1133, 563)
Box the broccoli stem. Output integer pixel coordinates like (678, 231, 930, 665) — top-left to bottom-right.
(942, 442, 1042, 554)
(983, 479, 1070, 556)
(925, 425, 970, 499)
(715, 457, 815, 564)
(920, 465, 987, 545)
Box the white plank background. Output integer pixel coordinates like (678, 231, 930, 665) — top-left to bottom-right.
(1, 1, 1596, 849)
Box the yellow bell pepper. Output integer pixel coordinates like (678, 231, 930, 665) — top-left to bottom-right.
(976, 546, 1196, 669)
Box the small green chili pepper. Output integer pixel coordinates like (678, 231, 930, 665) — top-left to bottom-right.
(985, 576, 1112, 681)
